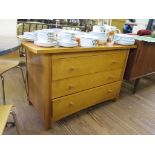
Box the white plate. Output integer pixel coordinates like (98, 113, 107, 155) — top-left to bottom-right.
(114, 34, 135, 42)
(80, 43, 97, 48)
(58, 41, 78, 47)
(18, 35, 34, 42)
(115, 40, 135, 45)
(34, 41, 57, 47)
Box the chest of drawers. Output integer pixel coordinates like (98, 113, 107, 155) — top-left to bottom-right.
(51, 51, 127, 121)
(23, 42, 135, 129)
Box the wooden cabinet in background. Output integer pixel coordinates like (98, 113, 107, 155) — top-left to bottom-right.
(124, 40, 155, 93)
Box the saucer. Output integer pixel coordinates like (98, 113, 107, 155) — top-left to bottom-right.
(58, 41, 78, 47)
(34, 41, 57, 47)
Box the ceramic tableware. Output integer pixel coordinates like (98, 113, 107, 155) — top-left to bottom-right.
(22, 32, 36, 41)
(89, 32, 108, 44)
(58, 41, 78, 47)
(80, 35, 98, 47)
(34, 41, 57, 47)
(114, 34, 135, 45)
(57, 30, 78, 47)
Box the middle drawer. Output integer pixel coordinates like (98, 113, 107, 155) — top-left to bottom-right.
(52, 68, 123, 99)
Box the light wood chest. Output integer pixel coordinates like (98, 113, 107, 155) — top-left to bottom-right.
(23, 42, 136, 129)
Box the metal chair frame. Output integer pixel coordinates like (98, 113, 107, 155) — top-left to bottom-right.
(5, 110, 19, 134)
(0, 65, 28, 105)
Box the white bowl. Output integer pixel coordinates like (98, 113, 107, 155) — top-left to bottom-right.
(80, 35, 98, 47)
(89, 32, 108, 44)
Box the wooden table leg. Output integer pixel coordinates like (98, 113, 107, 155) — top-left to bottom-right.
(133, 78, 140, 94)
(28, 100, 33, 105)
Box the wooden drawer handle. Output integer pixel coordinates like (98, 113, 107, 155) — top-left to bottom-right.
(69, 67, 76, 71)
(68, 85, 74, 90)
(108, 76, 113, 79)
(107, 89, 113, 93)
(111, 60, 118, 64)
(69, 101, 75, 107)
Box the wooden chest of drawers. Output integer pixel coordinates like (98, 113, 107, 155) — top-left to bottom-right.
(23, 42, 135, 129)
(51, 51, 127, 121)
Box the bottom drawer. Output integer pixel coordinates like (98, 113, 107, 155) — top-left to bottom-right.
(52, 81, 121, 121)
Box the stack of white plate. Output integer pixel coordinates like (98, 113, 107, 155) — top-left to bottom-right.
(114, 34, 135, 45)
(34, 29, 57, 47)
(58, 31, 78, 47)
(80, 35, 98, 48)
(22, 32, 36, 41)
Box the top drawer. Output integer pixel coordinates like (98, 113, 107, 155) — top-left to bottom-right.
(52, 51, 128, 80)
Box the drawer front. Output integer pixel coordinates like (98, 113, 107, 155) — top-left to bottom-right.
(52, 69, 123, 99)
(52, 81, 121, 121)
(52, 51, 127, 80)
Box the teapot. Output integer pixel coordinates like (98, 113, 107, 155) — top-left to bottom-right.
(93, 24, 120, 33)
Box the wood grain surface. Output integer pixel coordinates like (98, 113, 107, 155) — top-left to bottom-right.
(1, 66, 155, 134)
(22, 42, 136, 54)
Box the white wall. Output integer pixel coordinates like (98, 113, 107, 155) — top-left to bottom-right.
(0, 19, 17, 37)
(132, 19, 149, 33)
(136, 19, 149, 25)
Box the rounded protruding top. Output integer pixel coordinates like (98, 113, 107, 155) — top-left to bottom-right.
(0, 36, 21, 56)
